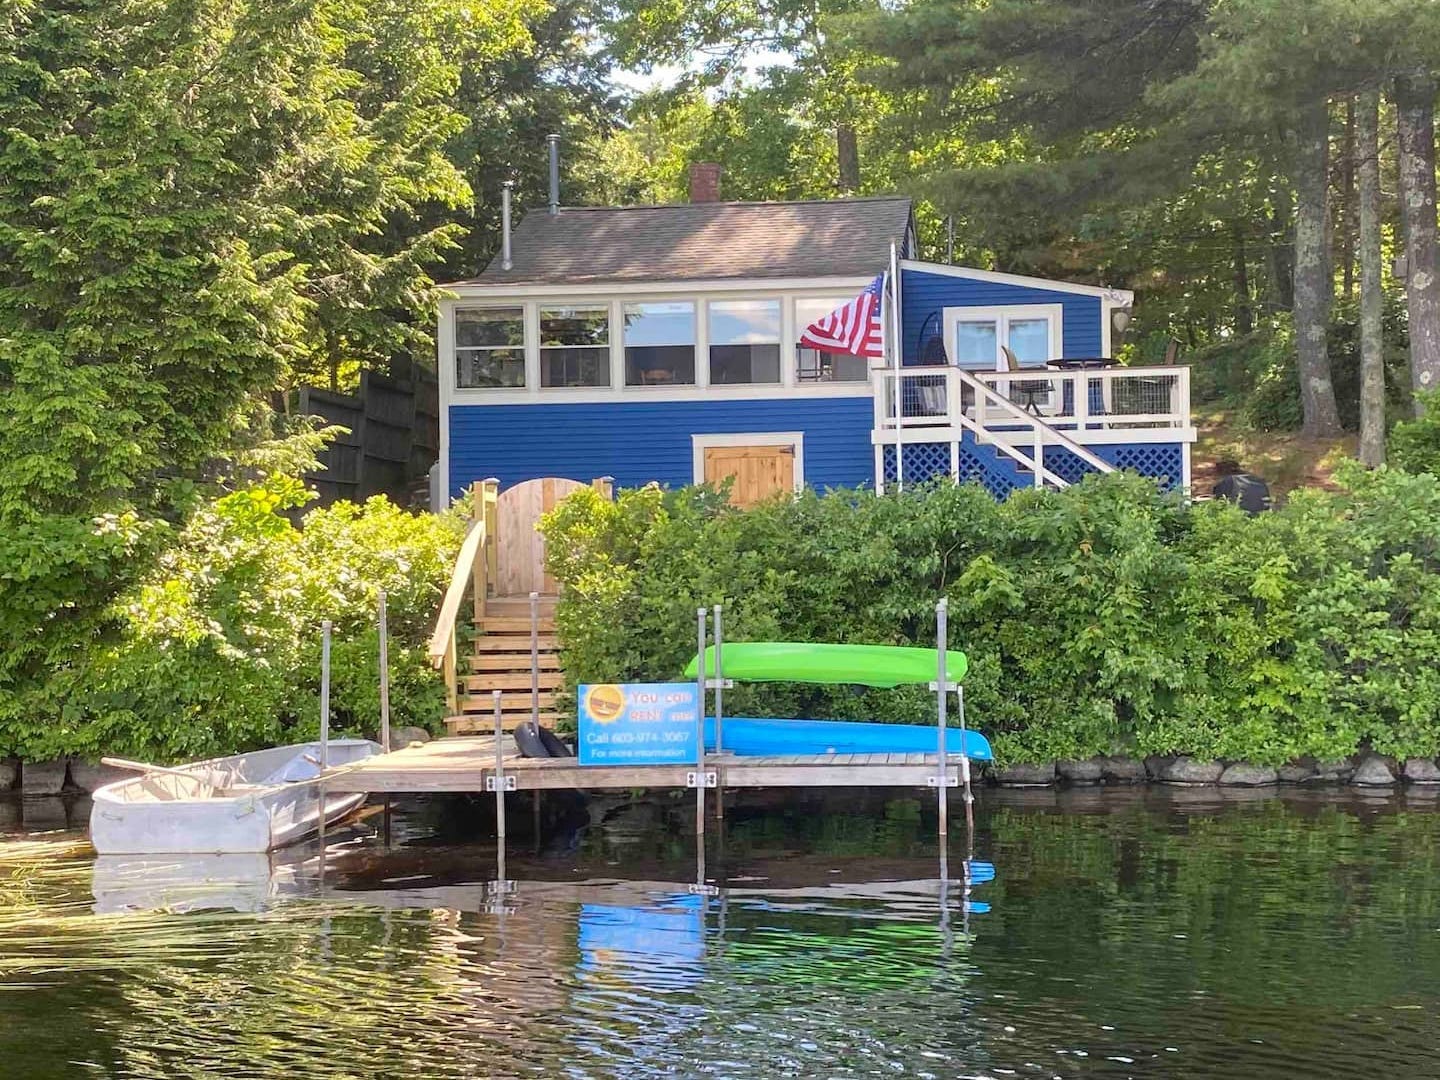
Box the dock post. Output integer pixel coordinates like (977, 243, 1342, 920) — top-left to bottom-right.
(529, 591, 540, 738)
(712, 603, 725, 820)
(378, 591, 391, 754)
(959, 683, 974, 834)
(935, 599, 948, 840)
(320, 619, 332, 770)
(695, 607, 708, 846)
(493, 689, 507, 883)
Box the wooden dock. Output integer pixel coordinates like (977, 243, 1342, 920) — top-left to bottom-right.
(324, 736, 967, 794)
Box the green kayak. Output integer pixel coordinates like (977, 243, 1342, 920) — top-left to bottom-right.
(682, 642, 967, 688)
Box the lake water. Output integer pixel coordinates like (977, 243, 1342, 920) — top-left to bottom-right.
(3, 785, 1440, 1078)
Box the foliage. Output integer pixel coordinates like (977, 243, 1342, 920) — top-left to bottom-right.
(0, 481, 462, 763)
(541, 472, 1440, 765)
(1389, 391, 1440, 476)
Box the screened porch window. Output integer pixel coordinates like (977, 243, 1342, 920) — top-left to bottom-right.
(456, 307, 525, 388)
(624, 302, 696, 386)
(709, 299, 781, 384)
(541, 305, 610, 388)
(794, 296, 870, 382)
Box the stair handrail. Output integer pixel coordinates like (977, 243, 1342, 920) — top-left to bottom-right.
(953, 368, 1115, 476)
(949, 403, 1073, 489)
(428, 478, 499, 714)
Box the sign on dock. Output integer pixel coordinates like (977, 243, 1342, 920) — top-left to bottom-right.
(578, 683, 699, 766)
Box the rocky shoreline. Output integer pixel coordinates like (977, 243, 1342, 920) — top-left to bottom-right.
(990, 752, 1440, 788)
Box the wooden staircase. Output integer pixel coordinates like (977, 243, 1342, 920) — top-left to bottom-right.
(429, 476, 613, 738)
(448, 595, 564, 734)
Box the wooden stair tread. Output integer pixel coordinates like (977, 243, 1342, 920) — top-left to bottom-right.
(475, 635, 558, 653)
(455, 690, 562, 713)
(469, 653, 561, 672)
(477, 616, 557, 633)
(463, 671, 565, 691)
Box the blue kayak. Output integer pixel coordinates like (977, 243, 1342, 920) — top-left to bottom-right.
(704, 716, 992, 761)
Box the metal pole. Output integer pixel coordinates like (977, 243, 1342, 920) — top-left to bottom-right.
(712, 604, 724, 754)
(695, 607, 708, 843)
(319, 620, 332, 769)
(959, 683, 975, 834)
(712, 603, 725, 820)
(494, 690, 506, 883)
(936, 599, 948, 839)
(529, 591, 541, 737)
(378, 591, 391, 754)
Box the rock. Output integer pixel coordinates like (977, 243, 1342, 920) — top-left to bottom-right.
(1402, 758, 1440, 784)
(991, 761, 1057, 787)
(1350, 753, 1397, 787)
(0, 758, 17, 791)
(1218, 763, 1278, 787)
(21, 759, 68, 797)
(65, 761, 130, 794)
(1144, 754, 1174, 780)
(1101, 756, 1148, 784)
(380, 725, 430, 749)
(1308, 758, 1355, 783)
(1278, 758, 1315, 783)
(1057, 757, 1104, 784)
(1161, 756, 1224, 785)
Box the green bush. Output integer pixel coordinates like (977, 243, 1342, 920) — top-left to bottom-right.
(1390, 390, 1440, 475)
(0, 478, 462, 763)
(540, 468, 1440, 766)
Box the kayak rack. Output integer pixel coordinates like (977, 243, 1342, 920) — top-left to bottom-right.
(692, 598, 975, 848)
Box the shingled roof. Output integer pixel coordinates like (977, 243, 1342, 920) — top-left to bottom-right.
(457, 196, 914, 286)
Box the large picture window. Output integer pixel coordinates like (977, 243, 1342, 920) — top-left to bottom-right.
(708, 299, 781, 384)
(794, 296, 870, 382)
(541, 305, 610, 388)
(455, 307, 525, 388)
(624, 302, 696, 386)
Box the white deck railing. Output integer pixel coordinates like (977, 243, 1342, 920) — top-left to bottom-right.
(871, 364, 1193, 490)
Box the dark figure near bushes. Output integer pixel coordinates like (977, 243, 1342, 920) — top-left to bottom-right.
(1212, 459, 1272, 514)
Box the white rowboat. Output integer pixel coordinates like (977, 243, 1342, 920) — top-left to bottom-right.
(89, 739, 381, 855)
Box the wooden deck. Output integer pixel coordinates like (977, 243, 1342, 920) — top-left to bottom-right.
(323, 736, 965, 794)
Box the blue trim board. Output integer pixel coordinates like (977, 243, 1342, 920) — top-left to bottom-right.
(449, 397, 875, 496)
(901, 266, 1103, 364)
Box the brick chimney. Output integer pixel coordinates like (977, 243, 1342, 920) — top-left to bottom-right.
(689, 162, 722, 203)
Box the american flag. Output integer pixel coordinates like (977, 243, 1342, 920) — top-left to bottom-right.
(799, 274, 885, 357)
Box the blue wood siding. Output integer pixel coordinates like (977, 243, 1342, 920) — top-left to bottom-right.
(900, 266, 1103, 364)
(449, 397, 875, 495)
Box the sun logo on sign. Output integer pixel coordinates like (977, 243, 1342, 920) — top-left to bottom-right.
(584, 684, 626, 723)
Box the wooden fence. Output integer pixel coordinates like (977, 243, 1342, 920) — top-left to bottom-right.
(293, 361, 439, 508)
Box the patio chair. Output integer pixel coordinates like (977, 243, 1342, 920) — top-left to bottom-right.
(1002, 346, 1051, 415)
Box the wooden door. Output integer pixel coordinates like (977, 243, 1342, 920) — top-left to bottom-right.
(495, 477, 586, 596)
(703, 444, 796, 508)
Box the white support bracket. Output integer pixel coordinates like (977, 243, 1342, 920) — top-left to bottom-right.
(705, 679, 734, 690)
(487, 879, 517, 896)
(927, 775, 960, 788)
(486, 775, 517, 792)
(686, 771, 718, 789)
(687, 883, 720, 896)
(929, 681, 962, 692)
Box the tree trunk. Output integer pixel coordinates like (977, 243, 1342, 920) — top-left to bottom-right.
(1394, 71, 1440, 410)
(1292, 101, 1344, 437)
(1357, 91, 1385, 466)
(1340, 98, 1356, 299)
(836, 123, 860, 194)
(1232, 222, 1253, 334)
(1266, 184, 1295, 312)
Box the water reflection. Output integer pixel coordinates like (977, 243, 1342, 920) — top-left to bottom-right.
(5, 786, 1440, 1077)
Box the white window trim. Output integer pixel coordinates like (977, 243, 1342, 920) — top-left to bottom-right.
(942, 304, 1064, 370)
(691, 432, 805, 491)
(620, 296, 702, 390)
(452, 303, 529, 391)
(706, 296, 785, 389)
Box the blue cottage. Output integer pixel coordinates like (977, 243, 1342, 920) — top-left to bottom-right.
(438, 187, 1193, 504)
